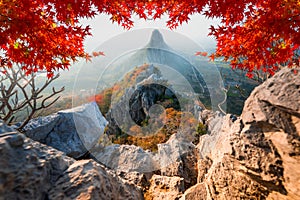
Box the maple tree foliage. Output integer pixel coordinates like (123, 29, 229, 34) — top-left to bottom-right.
(0, 0, 299, 78)
(0, 0, 93, 78)
(207, 0, 300, 78)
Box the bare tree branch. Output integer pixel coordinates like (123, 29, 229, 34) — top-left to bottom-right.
(0, 64, 64, 132)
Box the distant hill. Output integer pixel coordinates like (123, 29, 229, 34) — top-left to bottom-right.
(101, 29, 212, 107)
(35, 29, 257, 117)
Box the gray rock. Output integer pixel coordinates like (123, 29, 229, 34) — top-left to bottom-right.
(197, 112, 230, 159)
(93, 132, 198, 188)
(242, 67, 300, 135)
(193, 104, 204, 122)
(0, 132, 74, 200)
(136, 73, 168, 88)
(6, 133, 24, 147)
(49, 160, 143, 200)
(92, 144, 159, 173)
(0, 129, 143, 200)
(157, 133, 198, 188)
(0, 120, 16, 134)
(23, 102, 107, 159)
(115, 170, 149, 189)
(206, 111, 224, 135)
(106, 65, 179, 137)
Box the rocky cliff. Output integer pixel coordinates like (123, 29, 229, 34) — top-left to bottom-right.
(181, 67, 300, 200)
(0, 67, 299, 200)
(104, 64, 182, 138)
(0, 122, 143, 200)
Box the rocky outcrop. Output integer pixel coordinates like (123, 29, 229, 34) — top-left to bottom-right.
(1, 68, 299, 200)
(49, 160, 143, 200)
(242, 68, 300, 135)
(91, 130, 199, 189)
(0, 131, 73, 200)
(22, 102, 107, 159)
(105, 64, 180, 137)
(145, 175, 184, 200)
(241, 67, 300, 199)
(129, 83, 179, 126)
(156, 133, 198, 189)
(116, 170, 149, 189)
(191, 68, 300, 200)
(92, 144, 159, 173)
(0, 125, 143, 200)
(145, 29, 170, 50)
(179, 183, 207, 200)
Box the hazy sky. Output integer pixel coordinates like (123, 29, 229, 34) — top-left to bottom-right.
(56, 14, 224, 104)
(81, 14, 220, 52)
(63, 13, 221, 90)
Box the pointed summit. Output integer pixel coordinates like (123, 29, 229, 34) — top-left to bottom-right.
(146, 29, 170, 49)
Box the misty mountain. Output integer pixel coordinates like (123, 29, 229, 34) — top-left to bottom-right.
(104, 29, 211, 107)
(65, 29, 226, 112)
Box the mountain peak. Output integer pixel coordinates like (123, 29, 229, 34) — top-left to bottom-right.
(146, 29, 169, 49)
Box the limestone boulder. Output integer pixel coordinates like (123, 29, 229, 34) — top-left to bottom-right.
(145, 175, 184, 200)
(195, 68, 300, 200)
(49, 160, 143, 200)
(0, 124, 143, 200)
(22, 102, 107, 159)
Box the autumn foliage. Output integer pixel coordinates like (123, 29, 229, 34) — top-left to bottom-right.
(88, 88, 113, 115)
(208, 0, 300, 78)
(1, 0, 88, 78)
(1, 0, 299, 78)
(114, 108, 203, 151)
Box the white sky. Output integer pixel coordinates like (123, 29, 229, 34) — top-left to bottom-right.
(81, 14, 220, 52)
(56, 14, 223, 98)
